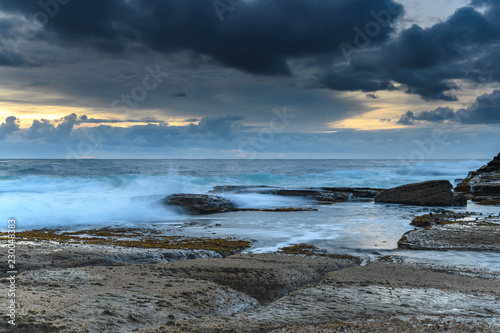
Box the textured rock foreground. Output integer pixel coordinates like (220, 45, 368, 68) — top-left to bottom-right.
(1, 240, 499, 333)
(144, 262, 500, 333)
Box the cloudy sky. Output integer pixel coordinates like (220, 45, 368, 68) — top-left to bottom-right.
(0, 0, 499, 159)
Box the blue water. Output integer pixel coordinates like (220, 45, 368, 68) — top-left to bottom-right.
(1, 159, 499, 271)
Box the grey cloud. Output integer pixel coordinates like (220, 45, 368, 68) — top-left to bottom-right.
(0, 116, 20, 140)
(366, 93, 379, 99)
(397, 90, 500, 125)
(397, 107, 455, 125)
(21, 113, 244, 146)
(25, 114, 77, 142)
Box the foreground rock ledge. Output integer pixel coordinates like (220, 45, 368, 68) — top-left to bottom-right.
(1, 241, 498, 333)
(375, 180, 466, 207)
(0, 250, 359, 332)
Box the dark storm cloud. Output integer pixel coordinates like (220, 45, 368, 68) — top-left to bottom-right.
(0, 39, 35, 66)
(0, 116, 20, 140)
(397, 90, 500, 125)
(319, 2, 500, 100)
(0, 0, 402, 75)
(1, 0, 499, 107)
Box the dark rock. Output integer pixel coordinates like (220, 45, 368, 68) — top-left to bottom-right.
(210, 185, 383, 202)
(455, 153, 500, 201)
(374, 180, 464, 206)
(472, 183, 500, 196)
(163, 194, 234, 214)
(410, 212, 474, 228)
(453, 192, 467, 206)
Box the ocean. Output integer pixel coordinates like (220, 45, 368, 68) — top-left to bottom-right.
(1, 159, 499, 270)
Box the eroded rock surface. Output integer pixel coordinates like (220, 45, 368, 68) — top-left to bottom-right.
(143, 262, 500, 333)
(157, 253, 359, 305)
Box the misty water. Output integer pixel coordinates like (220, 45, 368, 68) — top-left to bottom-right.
(1, 159, 499, 271)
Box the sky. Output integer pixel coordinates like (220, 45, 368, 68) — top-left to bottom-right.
(0, 0, 499, 159)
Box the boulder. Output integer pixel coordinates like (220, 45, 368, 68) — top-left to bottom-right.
(163, 194, 234, 214)
(374, 180, 464, 206)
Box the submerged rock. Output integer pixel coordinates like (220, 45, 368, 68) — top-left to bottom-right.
(455, 152, 500, 205)
(163, 193, 234, 214)
(410, 212, 475, 227)
(210, 185, 383, 202)
(374, 180, 465, 207)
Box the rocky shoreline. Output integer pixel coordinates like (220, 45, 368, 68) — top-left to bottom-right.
(2, 154, 500, 332)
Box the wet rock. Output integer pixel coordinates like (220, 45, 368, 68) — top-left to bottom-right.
(374, 180, 464, 206)
(453, 192, 467, 206)
(410, 212, 475, 228)
(210, 185, 383, 202)
(163, 194, 234, 214)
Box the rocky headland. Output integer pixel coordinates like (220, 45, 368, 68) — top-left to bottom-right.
(455, 152, 500, 205)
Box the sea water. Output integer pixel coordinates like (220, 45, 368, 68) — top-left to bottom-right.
(1, 159, 499, 271)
